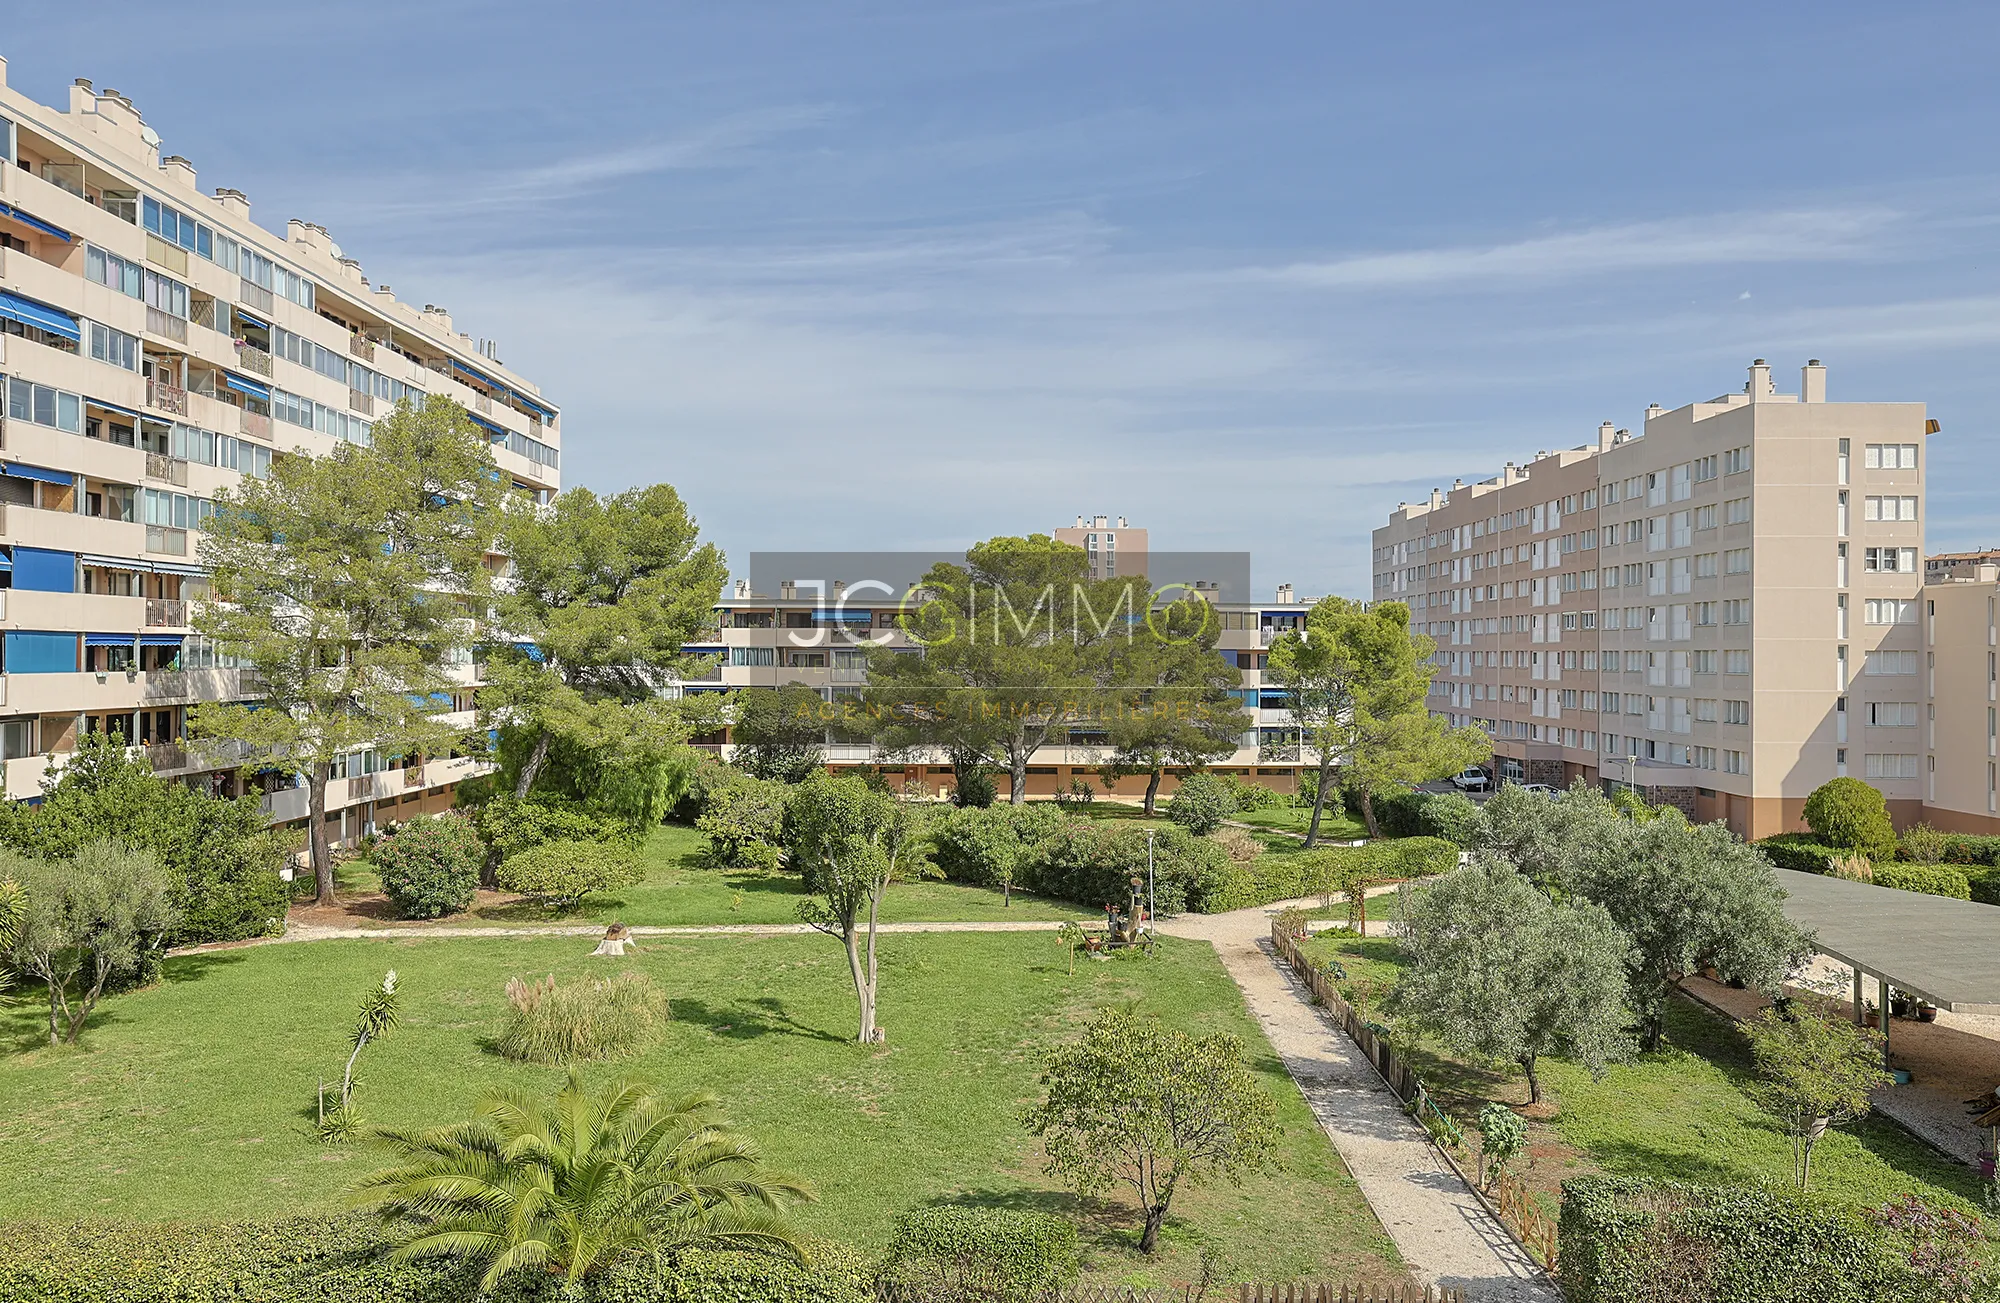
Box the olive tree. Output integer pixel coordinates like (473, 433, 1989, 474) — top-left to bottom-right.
(1745, 995, 1891, 1190)
(5, 841, 175, 1045)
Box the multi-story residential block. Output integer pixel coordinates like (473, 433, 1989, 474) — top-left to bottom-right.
(1372, 360, 1931, 839)
(698, 525, 1318, 796)
(1925, 548, 2000, 583)
(0, 62, 561, 841)
(1921, 565, 2000, 834)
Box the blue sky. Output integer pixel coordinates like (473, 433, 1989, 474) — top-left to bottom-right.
(7, 2, 1997, 596)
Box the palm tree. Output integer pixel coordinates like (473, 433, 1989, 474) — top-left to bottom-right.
(356, 1073, 816, 1295)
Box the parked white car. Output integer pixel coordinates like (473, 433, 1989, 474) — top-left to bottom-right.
(1450, 767, 1490, 791)
(1516, 783, 1555, 796)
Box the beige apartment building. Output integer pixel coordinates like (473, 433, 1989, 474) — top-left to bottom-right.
(1372, 360, 1932, 839)
(1922, 568, 2000, 835)
(0, 62, 560, 837)
(1050, 514, 1148, 583)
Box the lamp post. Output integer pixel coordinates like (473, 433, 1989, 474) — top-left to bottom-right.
(1144, 828, 1157, 941)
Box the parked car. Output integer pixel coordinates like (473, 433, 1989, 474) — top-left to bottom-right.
(1516, 783, 1555, 796)
(1450, 767, 1490, 791)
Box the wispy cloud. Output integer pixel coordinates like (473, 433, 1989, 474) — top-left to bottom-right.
(1254, 207, 1906, 290)
(481, 105, 837, 205)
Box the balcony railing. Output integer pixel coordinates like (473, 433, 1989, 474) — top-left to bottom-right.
(348, 334, 376, 361)
(145, 598, 188, 628)
(146, 380, 188, 416)
(146, 525, 188, 556)
(1258, 745, 1302, 763)
(145, 453, 190, 487)
(145, 743, 190, 773)
(473, 392, 493, 415)
(348, 389, 374, 415)
(238, 278, 275, 313)
(233, 342, 273, 377)
(145, 306, 189, 344)
(145, 234, 189, 275)
(240, 409, 271, 440)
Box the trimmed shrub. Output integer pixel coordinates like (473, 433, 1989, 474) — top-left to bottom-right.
(953, 770, 998, 808)
(692, 770, 791, 870)
(1365, 789, 1429, 838)
(495, 971, 671, 1064)
(1938, 833, 2000, 868)
(373, 813, 484, 919)
(1802, 777, 1897, 860)
(1872, 862, 1972, 900)
(1967, 868, 2000, 907)
(497, 840, 645, 912)
(1417, 791, 1487, 848)
(1755, 833, 1843, 874)
(930, 804, 1072, 888)
(876, 1207, 1080, 1303)
(597, 1241, 872, 1303)
(1214, 773, 1285, 812)
(1557, 1176, 1906, 1303)
(1898, 822, 1950, 864)
(1379, 835, 1459, 879)
(1017, 823, 1224, 914)
(1168, 772, 1237, 835)
(474, 794, 631, 873)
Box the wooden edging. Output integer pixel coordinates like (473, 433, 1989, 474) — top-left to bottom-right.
(1269, 923, 1563, 1285)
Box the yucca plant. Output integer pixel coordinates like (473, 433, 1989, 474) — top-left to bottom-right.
(357, 1073, 815, 1294)
(495, 971, 670, 1065)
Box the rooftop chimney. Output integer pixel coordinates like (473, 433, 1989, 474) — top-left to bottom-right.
(1501, 461, 1517, 485)
(1075, 515, 1084, 528)
(1747, 358, 1772, 401)
(1801, 358, 1826, 404)
(780, 580, 797, 601)
(1276, 582, 1294, 605)
(213, 188, 251, 219)
(1598, 421, 1617, 452)
(1116, 516, 1126, 528)
(160, 155, 197, 191)
(733, 579, 750, 599)
(69, 78, 93, 114)
(1645, 403, 1662, 422)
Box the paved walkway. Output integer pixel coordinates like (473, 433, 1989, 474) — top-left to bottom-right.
(178, 918, 1067, 952)
(1159, 899, 1557, 1303)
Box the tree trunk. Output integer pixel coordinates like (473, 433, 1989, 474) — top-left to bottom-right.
(513, 730, 551, 800)
(864, 884, 883, 1042)
(309, 764, 337, 905)
(46, 983, 60, 1048)
(341, 1031, 371, 1109)
(1143, 767, 1162, 817)
(1139, 1204, 1168, 1254)
(1521, 1053, 1542, 1105)
(1639, 1004, 1665, 1054)
(1359, 788, 1381, 838)
(1800, 1117, 1828, 1190)
(1303, 756, 1336, 848)
(1009, 752, 1027, 806)
(842, 926, 872, 1043)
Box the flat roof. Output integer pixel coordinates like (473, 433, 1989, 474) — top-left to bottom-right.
(1777, 869, 2000, 1014)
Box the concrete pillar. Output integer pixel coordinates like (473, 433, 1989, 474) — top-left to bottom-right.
(1854, 967, 1866, 1025)
(1880, 983, 1892, 1054)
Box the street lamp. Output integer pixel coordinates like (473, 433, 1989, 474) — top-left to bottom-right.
(1144, 828, 1157, 941)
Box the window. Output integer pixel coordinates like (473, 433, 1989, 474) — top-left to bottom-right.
(1672, 463, 1692, 500)
(1723, 750, 1746, 774)
(1601, 567, 1619, 589)
(271, 387, 372, 445)
(5, 375, 83, 433)
(1603, 482, 1620, 505)
(1864, 495, 1919, 522)
(1725, 498, 1751, 525)
(1868, 701, 1918, 726)
(1864, 650, 1918, 675)
(1864, 547, 1919, 573)
(1692, 455, 1717, 483)
(1581, 489, 1597, 509)
(1724, 548, 1751, 574)
(1695, 698, 1717, 722)
(1865, 753, 1919, 780)
(1865, 599, 1917, 625)
(1695, 503, 1718, 530)
(1725, 650, 1750, 675)
(728, 646, 775, 667)
(84, 245, 142, 298)
(86, 322, 138, 371)
(1695, 601, 1715, 626)
(1723, 446, 1750, 475)
(1695, 552, 1718, 578)
(143, 269, 190, 319)
(1864, 444, 1918, 469)
(1722, 599, 1750, 625)
(1692, 650, 1716, 674)
(142, 488, 213, 531)
(1723, 699, 1749, 725)
(1672, 511, 1691, 548)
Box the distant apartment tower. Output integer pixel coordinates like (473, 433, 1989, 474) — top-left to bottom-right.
(1052, 514, 1147, 582)
(1371, 360, 1929, 839)
(0, 63, 561, 838)
(1922, 566, 2000, 834)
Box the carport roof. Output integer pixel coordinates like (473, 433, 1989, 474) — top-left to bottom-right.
(1777, 868, 2000, 1014)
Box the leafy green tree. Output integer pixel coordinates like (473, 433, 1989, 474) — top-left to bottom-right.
(1575, 810, 1812, 1051)
(0, 731, 287, 945)
(482, 695, 703, 849)
(1476, 1102, 1528, 1185)
(784, 772, 935, 1042)
(483, 483, 727, 799)
(731, 682, 832, 784)
(1167, 771, 1236, 835)
(372, 814, 484, 920)
(1266, 597, 1487, 842)
(1476, 780, 1630, 897)
(1096, 601, 1250, 815)
(1022, 1007, 1277, 1254)
(862, 537, 1140, 805)
(1391, 860, 1633, 1103)
(358, 1073, 814, 1294)
(1745, 995, 1891, 1190)
(4, 841, 175, 1045)
(193, 396, 503, 904)
(693, 769, 791, 869)
(1803, 777, 1898, 861)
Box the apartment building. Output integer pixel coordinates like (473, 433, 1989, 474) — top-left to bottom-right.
(697, 527, 1317, 796)
(1922, 567, 2000, 835)
(1371, 360, 1931, 839)
(0, 62, 561, 839)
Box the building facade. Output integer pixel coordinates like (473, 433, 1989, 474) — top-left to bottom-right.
(1372, 360, 1931, 839)
(1921, 567, 2000, 835)
(0, 62, 561, 838)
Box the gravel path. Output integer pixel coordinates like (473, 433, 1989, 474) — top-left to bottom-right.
(1159, 899, 1557, 1302)
(176, 918, 1068, 952)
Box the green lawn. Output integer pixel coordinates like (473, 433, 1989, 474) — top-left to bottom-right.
(332, 823, 1098, 928)
(1231, 807, 1369, 841)
(1297, 932, 1985, 1218)
(0, 933, 1399, 1287)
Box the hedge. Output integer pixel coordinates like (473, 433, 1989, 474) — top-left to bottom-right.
(1754, 834, 1842, 874)
(1016, 821, 1226, 913)
(0, 1217, 871, 1303)
(874, 1207, 1078, 1302)
(929, 804, 1068, 888)
(1557, 1177, 1906, 1303)
(1872, 862, 1972, 900)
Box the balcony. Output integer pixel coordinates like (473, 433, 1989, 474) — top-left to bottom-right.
(233, 342, 274, 377)
(473, 392, 493, 415)
(146, 525, 188, 556)
(145, 743, 190, 773)
(145, 453, 191, 487)
(145, 307, 189, 345)
(348, 334, 377, 362)
(145, 235, 189, 275)
(146, 379, 188, 416)
(146, 598, 188, 628)
(348, 388, 374, 415)
(240, 409, 271, 441)
(1257, 745, 1302, 763)
(142, 668, 259, 704)
(238, 278, 275, 314)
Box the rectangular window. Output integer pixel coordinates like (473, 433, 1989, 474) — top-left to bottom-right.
(143, 270, 190, 319)
(1723, 699, 1750, 725)
(86, 321, 139, 371)
(1864, 444, 1918, 470)
(1865, 599, 1917, 625)
(1864, 495, 1919, 522)
(1723, 447, 1750, 475)
(1725, 498, 1751, 525)
(1864, 547, 1919, 573)
(1692, 455, 1717, 483)
(6, 376, 84, 433)
(1868, 702, 1918, 726)
(1724, 548, 1751, 574)
(727, 646, 776, 667)
(84, 245, 144, 298)
(1695, 552, 1718, 578)
(1692, 650, 1716, 674)
(1864, 650, 1919, 675)
(1865, 753, 1919, 779)
(1726, 650, 1750, 675)
(1722, 599, 1751, 625)
(1695, 503, 1717, 531)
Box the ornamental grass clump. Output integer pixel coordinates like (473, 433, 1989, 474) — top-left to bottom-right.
(495, 971, 670, 1065)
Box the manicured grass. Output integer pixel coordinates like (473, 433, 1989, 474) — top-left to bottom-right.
(0, 933, 1397, 1287)
(1296, 931, 1985, 1217)
(334, 823, 1098, 928)
(1232, 807, 1369, 841)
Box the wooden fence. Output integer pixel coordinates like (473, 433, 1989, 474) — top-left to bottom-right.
(1269, 920, 1556, 1275)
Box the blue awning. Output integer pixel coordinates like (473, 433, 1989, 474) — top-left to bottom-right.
(84, 633, 136, 648)
(467, 412, 507, 437)
(139, 634, 184, 649)
(234, 310, 269, 330)
(450, 358, 502, 393)
(87, 397, 144, 419)
(512, 640, 546, 662)
(0, 202, 73, 243)
(0, 291, 80, 344)
(0, 553, 12, 573)
(3, 462, 74, 487)
(222, 373, 270, 401)
(812, 609, 873, 623)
